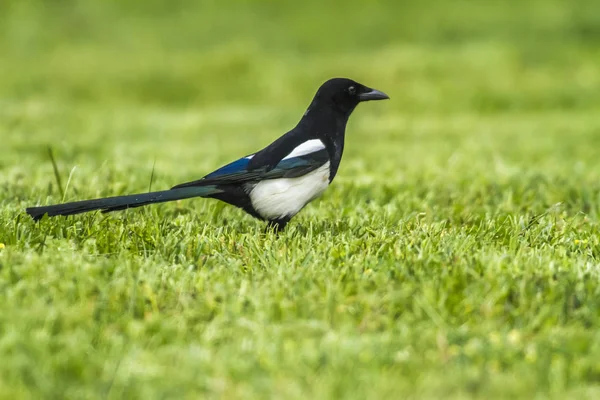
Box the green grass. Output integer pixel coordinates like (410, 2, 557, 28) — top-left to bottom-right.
(2, 0, 600, 398)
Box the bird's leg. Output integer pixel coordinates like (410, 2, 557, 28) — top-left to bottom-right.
(265, 218, 289, 234)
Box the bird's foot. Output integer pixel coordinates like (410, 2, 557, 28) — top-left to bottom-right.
(265, 218, 289, 234)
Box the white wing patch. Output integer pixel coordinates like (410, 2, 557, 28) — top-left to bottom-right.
(283, 139, 326, 160)
(245, 139, 324, 161)
(249, 161, 330, 220)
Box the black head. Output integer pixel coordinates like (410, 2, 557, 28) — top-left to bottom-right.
(311, 78, 389, 116)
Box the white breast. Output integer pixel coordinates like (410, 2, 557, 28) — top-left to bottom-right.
(249, 161, 330, 220)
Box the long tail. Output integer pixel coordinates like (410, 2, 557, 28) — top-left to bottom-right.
(26, 185, 222, 221)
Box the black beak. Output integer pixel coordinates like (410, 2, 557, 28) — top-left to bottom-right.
(358, 88, 390, 101)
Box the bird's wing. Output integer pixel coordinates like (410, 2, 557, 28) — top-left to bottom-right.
(171, 145, 329, 189)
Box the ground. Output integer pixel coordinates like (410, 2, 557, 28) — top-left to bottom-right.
(1, 0, 600, 398)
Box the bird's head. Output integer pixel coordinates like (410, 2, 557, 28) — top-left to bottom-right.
(311, 78, 389, 116)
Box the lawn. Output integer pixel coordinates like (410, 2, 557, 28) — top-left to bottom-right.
(2, 0, 600, 398)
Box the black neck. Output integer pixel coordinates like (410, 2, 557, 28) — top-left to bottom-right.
(298, 102, 350, 182)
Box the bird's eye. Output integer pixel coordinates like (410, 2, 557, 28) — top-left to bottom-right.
(348, 86, 356, 95)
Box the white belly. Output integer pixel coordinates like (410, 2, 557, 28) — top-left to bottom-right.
(249, 162, 330, 220)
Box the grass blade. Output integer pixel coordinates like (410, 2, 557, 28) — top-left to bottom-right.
(47, 146, 64, 199)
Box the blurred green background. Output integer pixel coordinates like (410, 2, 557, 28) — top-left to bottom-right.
(2, 0, 600, 110)
(2, 0, 600, 399)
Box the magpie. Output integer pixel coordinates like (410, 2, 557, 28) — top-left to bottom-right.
(26, 78, 389, 231)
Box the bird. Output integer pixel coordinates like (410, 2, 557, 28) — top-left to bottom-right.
(26, 78, 389, 232)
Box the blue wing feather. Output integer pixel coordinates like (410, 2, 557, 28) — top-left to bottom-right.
(203, 157, 252, 180)
(171, 149, 329, 189)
